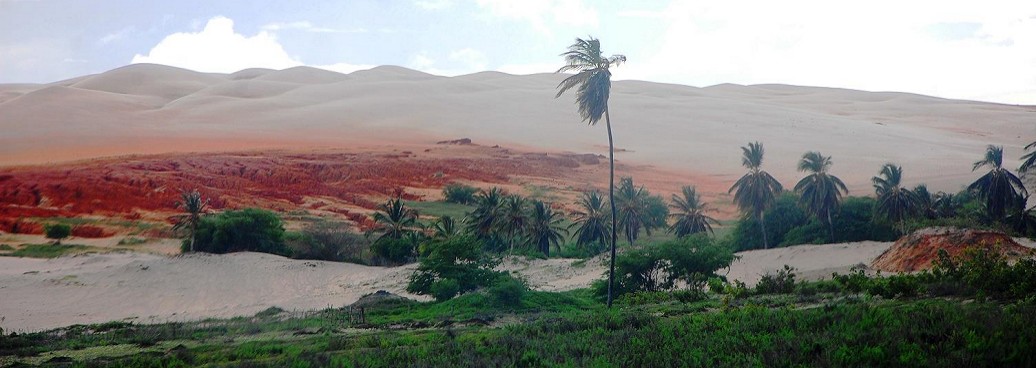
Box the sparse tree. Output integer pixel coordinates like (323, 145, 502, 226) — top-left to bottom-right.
(969, 145, 1028, 220)
(794, 151, 849, 240)
(912, 184, 938, 220)
(570, 191, 611, 253)
(44, 223, 71, 245)
(728, 142, 783, 248)
(556, 36, 626, 307)
(526, 200, 569, 256)
(872, 163, 919, 234)
(669, 185, 718, 237)
(173, 188, 209, 252)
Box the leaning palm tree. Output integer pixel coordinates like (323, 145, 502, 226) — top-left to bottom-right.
(728, 142, 783, 248)
(497, 195, 529, 254)
(616, 177, 652, 246)
(669, 185, 718, 237)
(1020, 141, 1036, 173)
(369, 197, 419, 243)
(968, 145, 1028, 220)
(794, 151, 849, 240)
(872, 163, 919, 234)
(556, 36, 625, 307)
(570, 191, 611, 253)
(526, 200, 569, 257)
(173, 188, 209, 252)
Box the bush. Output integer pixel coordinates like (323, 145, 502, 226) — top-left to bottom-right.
(594, 235, 736, 300)
(442, 183, 478, 205)
(488, 275, 528, 306)
(188, 208, 289, 256)
(755, 265, 797, 294)
(370, 238, 416, 266)
(44, 223, 71, 244)
(407, 235, 505, 301)
(729, 193, 809, 251)
(287, 222, 370, 263)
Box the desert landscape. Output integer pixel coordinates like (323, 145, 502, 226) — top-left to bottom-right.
(3, 2, 1036, 365)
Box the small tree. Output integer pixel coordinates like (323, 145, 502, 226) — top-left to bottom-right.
(173, 189, 209, 253)
(406, 235, 504, 301)
(44, 223, 71, 245)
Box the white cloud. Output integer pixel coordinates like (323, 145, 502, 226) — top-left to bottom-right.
(261, 21, 367, 33)
(475, 0, 598, 34)
(98, 27, 134, 46)
(132, 16, 302, 73)
(449, 48, 487, 71)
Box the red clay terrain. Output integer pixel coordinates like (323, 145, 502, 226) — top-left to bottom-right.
(871, 227, 1035, 272)
(1, 143, 725, 234)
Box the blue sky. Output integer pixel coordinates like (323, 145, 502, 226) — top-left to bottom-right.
(2, 0, 1035, 104)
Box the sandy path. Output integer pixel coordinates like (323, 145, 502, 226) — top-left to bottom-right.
(0, 240, 906, 332)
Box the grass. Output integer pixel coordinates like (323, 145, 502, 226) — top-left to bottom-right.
(116, 237, 148, 246)
(4, 243, 100, 258)
(0, 244, 13, 251)
(405, 201, 475, 223)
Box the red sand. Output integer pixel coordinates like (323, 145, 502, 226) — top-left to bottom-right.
(871, 227, 1035, 272)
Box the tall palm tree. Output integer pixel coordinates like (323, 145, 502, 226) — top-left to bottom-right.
(173, 188, 209, 252)
(556, 36, 625, 307)
(728, 142, 783, 248)
(369, 197, 419, 243)
(794, 151, 849, 240)
(466, 187, 505, 240)
(968, 145, 1028, 220)
(668, 185, 718, 237)
(912, 184, 938, 220)
(872, 163, 919, 234)
(526, 200, 569, 257)
(497, 195, 529, 254)
(1020, 141, 1036, 173)
(570, 191, 611, 252)
(616, 177, 653, 246)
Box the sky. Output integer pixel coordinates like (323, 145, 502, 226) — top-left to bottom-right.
(2, 0, 1035, 104)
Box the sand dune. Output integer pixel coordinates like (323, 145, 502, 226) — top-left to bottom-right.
(1, 64, 1030, 195)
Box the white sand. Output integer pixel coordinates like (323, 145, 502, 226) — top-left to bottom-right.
(0, 241, 894, 332)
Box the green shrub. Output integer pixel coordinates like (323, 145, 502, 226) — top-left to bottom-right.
(729, 193, 809, 251)
(594, 235, 736, 300)
(287, 222, 370, 263)
(442, 183, 478, 205)
(833, 266, 871, 293)
(370, 238, 416, 265)
(488, 275, 528, 306)
(188, 208, 289, 256)
(756, 265, 797, 294)
(44, 223, 71, 244)
(407, 235, 504, 301)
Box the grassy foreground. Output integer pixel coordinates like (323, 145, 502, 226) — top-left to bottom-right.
(2, 286, 1034, 367)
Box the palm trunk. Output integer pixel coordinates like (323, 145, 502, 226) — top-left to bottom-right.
(826, 210, 835, 241)
(189, 222, 196, 252)
(758, 211, 769, 249)
(605, 108, 618, 308)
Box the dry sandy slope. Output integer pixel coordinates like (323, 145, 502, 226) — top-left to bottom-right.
(0, 241, 906, 332)
(1, 64, 1033, 195)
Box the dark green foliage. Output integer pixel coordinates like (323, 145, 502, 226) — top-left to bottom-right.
(287, 221, 370, 263)
(9, 243, 91, 258)
(755, 265, 797, 294)
(668, 185, 717, 237)
(570, 191, 611, 254)
(930, 247, 1036, 299)
(731, 195, 896, 250)
(729, 141, 784, 249)
(968, 145, 1028, 220)
(407, 235, 504, 301)
(728, 192, 808, 251)
(593, 235, 735, 299)
(488, 275, 529, 306)
(370, 237, 416, 265)
(442, 183, 478, 204)
(794, 151, 849, 239)
(186, 208, 289, 256)
(43, 223, 71, 243)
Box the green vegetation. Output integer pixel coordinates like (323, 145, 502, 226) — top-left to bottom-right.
(5, 248, 1036, 367)
(173, 188, 209, 252)
(404, 200, 473, 222)
(188, 208, 290, 256)
(668, 185, 717, 237)
(43, 223, 71, 244)
(794, 151, 849, 240)
(592, 235, 735, 300)
(442, 183, 478, 205)
(0, 244, 13, 251)
(406, 235, 508, 301)
(286, 221, 370, 264)
(729, 141, 784, 249)
(115, 237, 147, 246)
(6, 243, 97, 258)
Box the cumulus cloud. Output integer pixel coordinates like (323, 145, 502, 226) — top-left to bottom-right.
(132, 16, 302, 73)
(261, 21, 367, 33)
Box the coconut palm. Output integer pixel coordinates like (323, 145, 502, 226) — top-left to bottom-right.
(369, 197, 419, 243)
(728, 142, 783, 248)
(556, 36, 625, 307)
(570, 191, 611, 252)
(526, 200, 569, 257)
(431, 216, 461, 240)
(616, 177, 654, 246)
(668, 185, 718, 237)
(173, 188, 209, 252)
(912, 184, 938, 220)
(1020, 141, 1036, 173)
(466, 187, 505, 240)
(497, 195, 529, 254)
(968, 145, 1028, 220)
(872, 163, 919, 234)
(794, 151, 849, 240)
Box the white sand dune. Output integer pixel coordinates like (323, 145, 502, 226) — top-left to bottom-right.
(0, 242, 896, 332)
(1, 64, 1031, 196)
